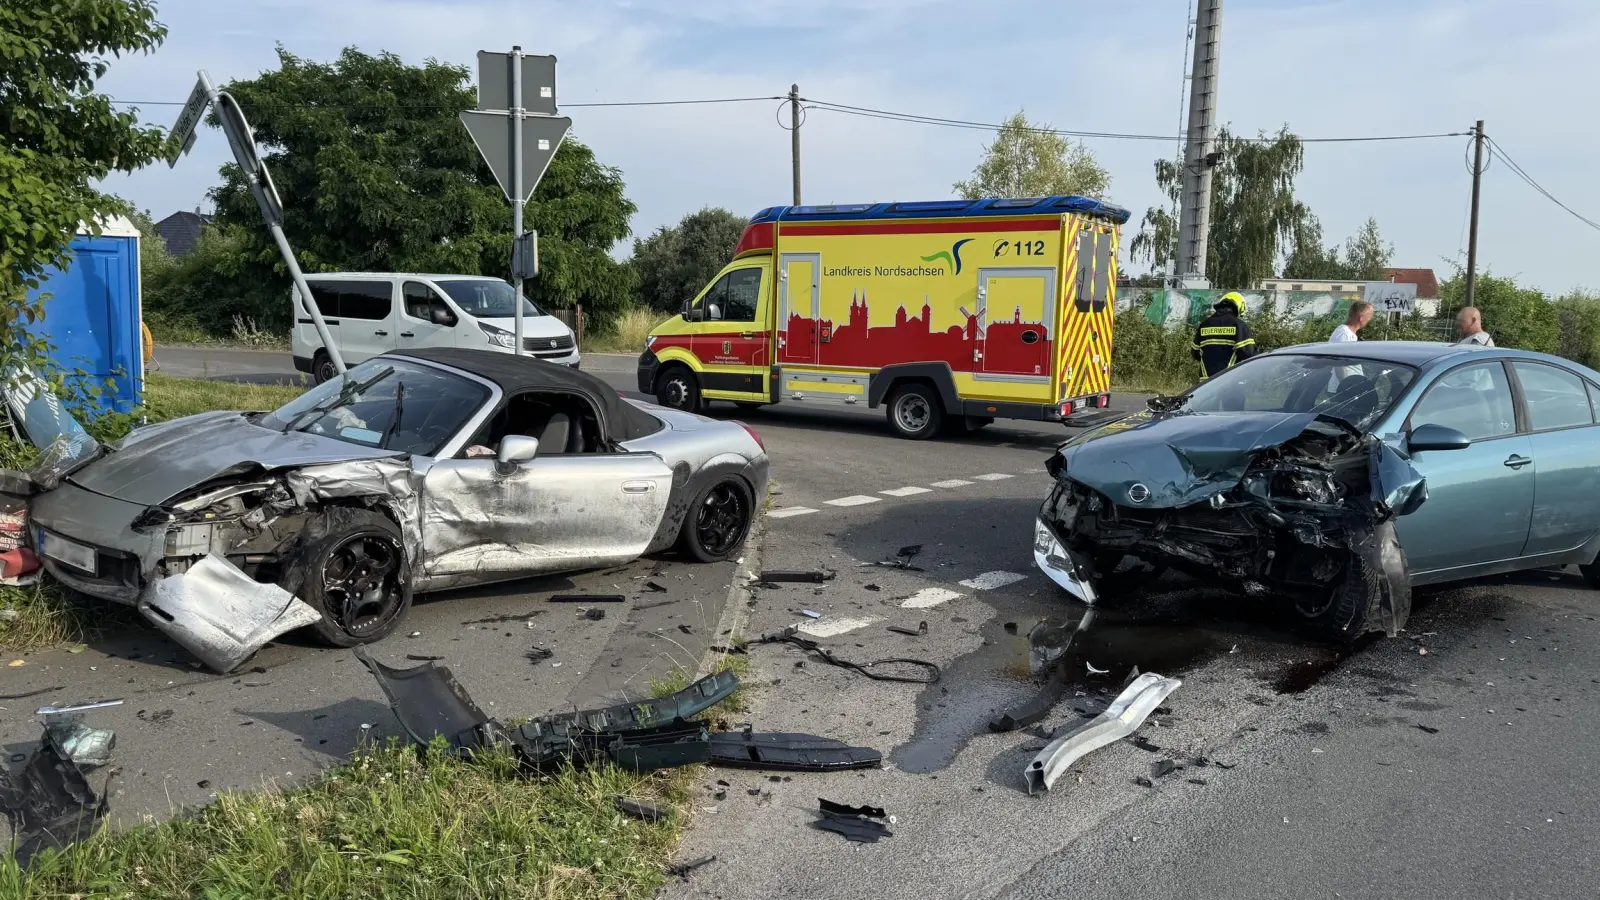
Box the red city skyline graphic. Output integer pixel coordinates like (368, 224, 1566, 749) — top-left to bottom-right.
(780, 291, 1053, 376)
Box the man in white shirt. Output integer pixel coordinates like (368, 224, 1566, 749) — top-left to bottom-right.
(1327, 301, 1372, 391)
(1329, 301, 1373, 344)
(1455, 306, 1495, 346)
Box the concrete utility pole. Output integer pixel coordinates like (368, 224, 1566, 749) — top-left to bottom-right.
(510, 46, 526, 353)
(790, 84, 802, 206)
(1464, 119, 1485, 309)
(1176, 0, 1221, 286)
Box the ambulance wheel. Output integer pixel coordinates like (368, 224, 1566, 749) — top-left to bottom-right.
(887, 383, 944, 440)
(655, 366, 702, 413)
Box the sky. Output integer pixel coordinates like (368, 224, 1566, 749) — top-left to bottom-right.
(98, 0, 1600, 294)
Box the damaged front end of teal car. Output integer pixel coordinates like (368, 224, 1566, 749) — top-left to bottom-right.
(1034, 406, 1428, 640)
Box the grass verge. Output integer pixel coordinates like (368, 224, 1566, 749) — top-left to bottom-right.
(1, 739, 703, 899)
(585, 307, 671, 355)
(0, 376, 307, 654)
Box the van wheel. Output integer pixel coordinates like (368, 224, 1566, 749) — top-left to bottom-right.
(887, 383, 944, 440)
(312, 351, 339, 385)
(655, 366, 702, 413)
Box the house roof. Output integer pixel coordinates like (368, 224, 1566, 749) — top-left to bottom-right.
(1382, 267, 1439, 298)
(156, 210, 213, 256)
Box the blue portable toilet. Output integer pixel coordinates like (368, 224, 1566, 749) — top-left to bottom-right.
(25, 216, 144, 415)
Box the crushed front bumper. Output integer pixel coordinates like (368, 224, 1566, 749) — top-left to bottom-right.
(1032, 517, 1098, 605)
(28, 482, 161, 604)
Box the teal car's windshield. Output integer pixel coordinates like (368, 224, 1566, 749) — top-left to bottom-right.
(435, 279, 544, 319)
(259, 359, 490, 457)
(1176, 353, 1418, 431)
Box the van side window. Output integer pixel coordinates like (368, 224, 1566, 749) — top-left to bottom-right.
(306, 284, 341, 319)
(403, 281, 452, 324)
(338, 282, 393, 320)
(697, 274, 729, 320)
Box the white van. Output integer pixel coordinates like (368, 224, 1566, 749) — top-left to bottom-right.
(290, 273, 581, 383)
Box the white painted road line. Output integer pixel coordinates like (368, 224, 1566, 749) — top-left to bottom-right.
(768, 507, 818, 519)
(797, 616, 879, 638)
(973, 473, 1015, 481)
(825, 495, 882, 507)
(931, 479, 973, 489)
(880, 486, 933, 497)
(960, 571, 1028, 590)
(901, 588, 964, 609)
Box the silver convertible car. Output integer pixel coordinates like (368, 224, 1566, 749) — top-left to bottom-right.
(1033, 341, 1600, 639)
(23, 348, 768, 671)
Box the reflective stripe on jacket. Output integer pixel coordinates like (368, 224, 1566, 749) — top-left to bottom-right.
(1190, 312, 1257, 378)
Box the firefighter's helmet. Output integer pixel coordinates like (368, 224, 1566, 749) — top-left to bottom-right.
(1214, 292, 1245, 315)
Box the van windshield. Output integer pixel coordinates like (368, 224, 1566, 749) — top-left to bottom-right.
(435, 279, 545, 319)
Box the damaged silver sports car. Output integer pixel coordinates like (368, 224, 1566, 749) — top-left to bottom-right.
(18, 348, 767, 671)
(1034, 341, 1600, 639)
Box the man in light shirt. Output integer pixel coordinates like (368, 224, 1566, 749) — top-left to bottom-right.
(1329, 301, 1373, 344)
(1327, 301, 1372, 391)
(1455, 306, 1495, 346)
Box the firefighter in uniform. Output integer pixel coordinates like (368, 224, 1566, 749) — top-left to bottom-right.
(1191, 292, 1257, 379)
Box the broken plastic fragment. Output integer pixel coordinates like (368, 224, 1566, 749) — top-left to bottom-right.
(614, 795, 669, 822)
(760, 570, 831, 584)
(1086, 661, 1109, 675)
(1024, 673, 1183, 794)
(138, 554, 321, 674)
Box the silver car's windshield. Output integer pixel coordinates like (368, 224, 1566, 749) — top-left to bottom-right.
(1180, 353, 1418, 431)
(259, 359, 490, 456)
(435, 279, 544, 319)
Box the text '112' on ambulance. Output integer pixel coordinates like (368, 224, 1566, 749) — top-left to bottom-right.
(637, 195, 1128, 439)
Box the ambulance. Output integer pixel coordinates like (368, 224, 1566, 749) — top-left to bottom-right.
(636, 195, 1128, 439)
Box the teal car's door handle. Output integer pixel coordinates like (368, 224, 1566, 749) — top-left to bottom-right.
(1504, 454, 1532, 470)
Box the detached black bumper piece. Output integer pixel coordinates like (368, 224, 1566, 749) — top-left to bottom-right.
(0, 726, 111, 869)
(354, 649, 880, 775)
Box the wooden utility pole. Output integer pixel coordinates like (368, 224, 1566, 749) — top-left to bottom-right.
(1465, 120, 1485, 308)
(789, 84, 802, 206)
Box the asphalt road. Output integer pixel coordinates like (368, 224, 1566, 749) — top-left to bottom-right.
(17, 346, 1600, 899)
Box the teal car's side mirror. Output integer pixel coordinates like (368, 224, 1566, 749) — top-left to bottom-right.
(1407, 423, 1471, 452)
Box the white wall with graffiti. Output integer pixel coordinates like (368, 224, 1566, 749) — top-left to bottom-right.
(1117, 288, 1442, 329)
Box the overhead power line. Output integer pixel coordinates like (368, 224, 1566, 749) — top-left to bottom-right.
(800, 98, 1470, 145)
(1484, 135, 1600, 233)
(107, 95, 781, 110)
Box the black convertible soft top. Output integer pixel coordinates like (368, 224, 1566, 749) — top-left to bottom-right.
(391, 348, 665, 442)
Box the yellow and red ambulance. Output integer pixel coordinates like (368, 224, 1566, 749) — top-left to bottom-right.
(637, 195, 1127, 439)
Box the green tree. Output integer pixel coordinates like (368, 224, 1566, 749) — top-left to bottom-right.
(1130, 126, 1307, 288)
(954, 111, 1111, 200)
(1340, 217, 1393, 281)
(630, 207, 748, 311)
(1437, 268, 1558, 353)
(0, 0, 169, 366)
(207, 46, 637, 331)
(1552, 289, 1600, 369)
(1281, 205, 1348, 280)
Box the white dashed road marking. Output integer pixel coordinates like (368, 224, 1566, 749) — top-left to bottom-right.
(973, 473, 1014, 481)
(796, 616, 879, 638)
(960, 571, 1028, 590)
(880, 486, 933, 497)
(825, 495, 882, 507)
(931, 479, 974, 489)
(768, 507, 818, 519)
(900, 588, 964, 609)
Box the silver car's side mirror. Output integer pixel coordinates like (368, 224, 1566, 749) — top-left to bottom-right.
(1406, 423, 1471, 453)
(496, 435, 540, 474)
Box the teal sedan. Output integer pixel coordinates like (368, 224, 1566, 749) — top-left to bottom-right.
(1034, 341, 1600, 639)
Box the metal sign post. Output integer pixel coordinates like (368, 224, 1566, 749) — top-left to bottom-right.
(461, 48, 570, 356)
(168, 70, 344, 377)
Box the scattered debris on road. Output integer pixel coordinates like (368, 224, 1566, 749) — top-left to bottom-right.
(355, 650, 882, 775)
(1025, 673, 1183, 794)
(584, 608, 607, 621)
(752, 626, 940, 684)
(0, 708, 117, 868)
(666, 855, 717, 880)
(525, 646, 554, 663)
(642, 580, 669, 593)
(800, 609, 823, 619)
(758, 569, 834, 584)
(549, 593, 625, 604)
(886, 621, 928, 637)
(814, 797, 893, 843)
